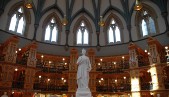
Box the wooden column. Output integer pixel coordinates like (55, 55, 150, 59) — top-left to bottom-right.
(0, 36, 19, 92)
(68, 48, 78, 93)
(2, 36, 19, 63)
(17, 42, 38, 92)
(87, 48, 96, 92)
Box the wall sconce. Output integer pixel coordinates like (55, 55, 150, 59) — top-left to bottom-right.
(47, 78, 50, 82)
(24, 0, 33, 9)
(64, 79, 66, 83)
(39, 75, 41, 79)
(15, 68, 18, 71)
(18, 48, 21, 51)
(98, 16, 105, 27)
(134, 0, 142, 11)
(41, 55, 44, 58)
(98, 63, 101, 66)
(62, 15, 68, 26)
(145, 49, 151, 56)
(100, 59, 102, 62)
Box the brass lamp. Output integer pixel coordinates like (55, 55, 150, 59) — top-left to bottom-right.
(62, 15, 68, 26)
(134, 0, 142, 11)
(98, 16, 105, 27)
(24, 0, 33, 9)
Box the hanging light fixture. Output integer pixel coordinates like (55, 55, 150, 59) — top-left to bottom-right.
(62, 15, 68, 26)
(98, 16, 105, 27)
(24, 0, 33, 9)
(134, 0, 142, 11)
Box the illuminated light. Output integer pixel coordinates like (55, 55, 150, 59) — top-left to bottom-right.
(49, 61, 51, 64)
(48, 79, 50, 81)
(114, 62, 116, 64)
(61, 77, 64, 80)
(39, 75, 41, 78)
(134, 0, 142, 11)
(101, 78, 104, 80)
(15, 68, 18, 71)
(62, 15, 68, 26)
(98, 63, 100, 65)
(122, 56, 125, 59)
(12, 92, 14, 94)
(41, 55, 44, 58)
(148, 52, 150, 55)
(165, 46, 168, 50)
(65, 63, 67, 65)
(99, 80, 101, 83)
(100, 59, 102, 61)
(18, 48, 21, 51)
(115, 79, 117, 82)
(15, 51, 18, 53)
(64, 79, 66, 83)
(63, 58, 65, 61)
(124, 76, 126, 79)
(98, 16, 105, 27)
(144, 50, 147, 53)
(147, 70, 150, 73)
(24, 0, 33, 9)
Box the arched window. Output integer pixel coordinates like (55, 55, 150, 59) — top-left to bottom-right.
(76, 21, 89, 45)
(108, 19, 121, 43)
(9, 7, 25, 35)
(140, 10, 156, 37)
(44, 18, 58, 42)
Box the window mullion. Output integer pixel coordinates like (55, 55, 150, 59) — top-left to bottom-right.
(50, 25, 54, 42)
(82, 29, 84, 45)
(113, 28, 116, 42)
(145, 20, 150, 35)
(15, 13, 20, 33)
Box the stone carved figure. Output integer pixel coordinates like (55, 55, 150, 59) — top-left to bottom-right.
(77, 49, 92, 89)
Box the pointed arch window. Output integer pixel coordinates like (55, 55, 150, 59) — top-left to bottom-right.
(140, 10, 156, 37)
(9, 7, 25, 35)
(44, 18, 59, 43)
(108, 19, 121, 43)
(76, 21, 89, 45)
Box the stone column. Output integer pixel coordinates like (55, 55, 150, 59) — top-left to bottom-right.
(147, 37, 166, 96)
(128, 43, 141, 97)
(2, 36, 19, 63)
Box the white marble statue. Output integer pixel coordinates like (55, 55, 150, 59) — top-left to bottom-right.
(1, 92, 8, 97)
(76, 49, 92, 89)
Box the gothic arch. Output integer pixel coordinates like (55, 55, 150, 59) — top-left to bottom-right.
(73, 15, 93, 46)
(42, 12, 62, 44)
(103, 13, 124, 45)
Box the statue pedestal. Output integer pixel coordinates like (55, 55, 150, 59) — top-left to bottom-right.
(76, 88, 92, 97)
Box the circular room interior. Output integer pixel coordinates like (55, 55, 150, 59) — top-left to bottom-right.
(0, 0, 169, 97)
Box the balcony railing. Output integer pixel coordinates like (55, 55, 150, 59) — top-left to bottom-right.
(33, 83, 68, 91)
(96, 84, 131, 92)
